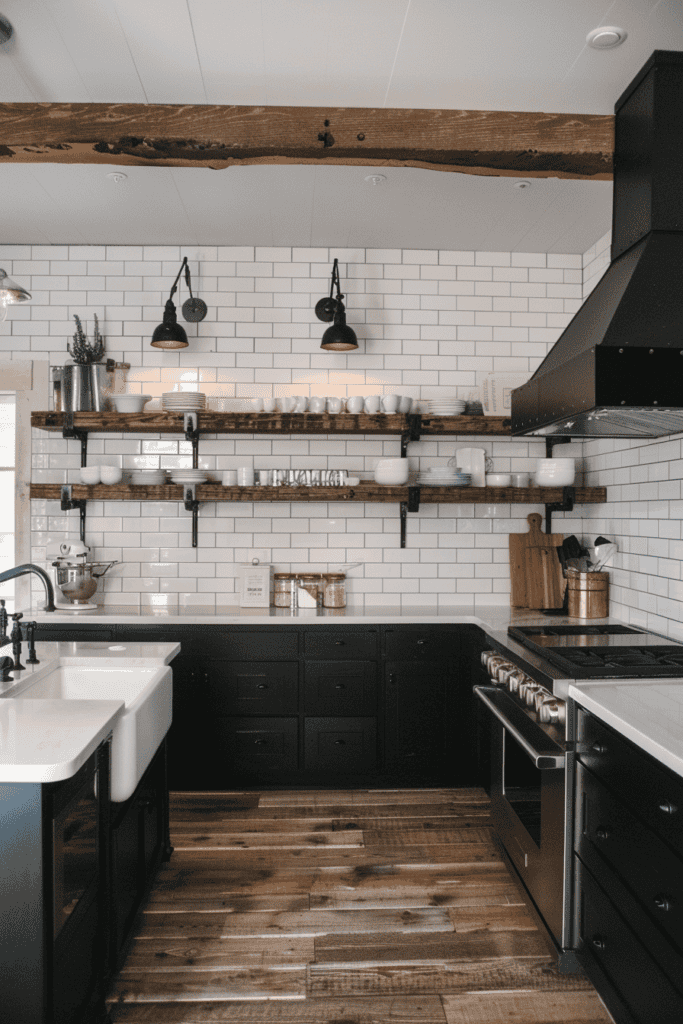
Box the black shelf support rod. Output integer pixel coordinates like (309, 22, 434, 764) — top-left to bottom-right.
(545, 436, 571, 458)
(62, 410, 88, 467)
(544, 485, 575, 535)
(183, 485, 200, 547)
(401, 414, 422, 458)
(184, 412, 200, 469)
(400, 486, 421, 548)
(60, 485, 87, 543)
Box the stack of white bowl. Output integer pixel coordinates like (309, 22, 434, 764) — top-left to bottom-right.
(417, 467, 472, 487)
(162, 392, 207, 413)
(129, 469, 168, 486)
(170, 467, 208, 485)
(423, 398, 466, 417)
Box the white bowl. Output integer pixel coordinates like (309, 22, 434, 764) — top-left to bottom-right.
(534, 458, 575, 486)
(485, 473, 512, 486)
(374, 459, 409, 485)
(79, 466, 101, 485)
(100, 465, 123, 485)
(110, 394, 152, 414)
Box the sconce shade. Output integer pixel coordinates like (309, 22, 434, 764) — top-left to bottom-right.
(0, 268, 31, 303)
(151, 299, 189, 349)
(321, 308, 358, 351)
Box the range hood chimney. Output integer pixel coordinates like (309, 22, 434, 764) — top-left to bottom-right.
(512, 50, 683, 439)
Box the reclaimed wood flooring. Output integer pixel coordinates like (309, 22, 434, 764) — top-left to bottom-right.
(107, 788, 614, 1023)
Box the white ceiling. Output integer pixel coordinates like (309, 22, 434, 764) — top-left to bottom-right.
(0, 0, 680, 252)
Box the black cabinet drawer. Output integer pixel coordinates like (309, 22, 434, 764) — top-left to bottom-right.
(207, 630, 299, 660)
(218, 717, 298, 771)
(304, 717, 377, 772)
(34, 626, 115, 642)
(577, 859, 683, 1023)
(384, 627, 456, 660)
(575, 762, 683, 954)
(304, 661, 377, 715)
(578, 709, 683, 860)
(303, 628, 378, 660)
(201, 661, 298, 715)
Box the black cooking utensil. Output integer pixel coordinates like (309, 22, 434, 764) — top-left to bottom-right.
(594, 535, 610, 546)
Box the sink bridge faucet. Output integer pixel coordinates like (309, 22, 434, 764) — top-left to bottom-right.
(0, 563, 56, 612)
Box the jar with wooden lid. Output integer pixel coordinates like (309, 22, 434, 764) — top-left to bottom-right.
(273, 572, 297, 608)
(323, 573, 346, 608)
(296, 573, 324, 608)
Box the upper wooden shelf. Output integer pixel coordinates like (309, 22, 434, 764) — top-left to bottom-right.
(31, 410, 511, 437)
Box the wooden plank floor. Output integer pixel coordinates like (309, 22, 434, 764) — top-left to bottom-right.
(107, 788, 614, 1023)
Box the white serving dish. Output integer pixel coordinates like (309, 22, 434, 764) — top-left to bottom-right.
(110, 394, 152, 414)
(485, 473, 512, 486)
(534, 458, 575, 486)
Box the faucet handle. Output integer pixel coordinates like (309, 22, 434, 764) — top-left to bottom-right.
(11, 612, 22, 621)
(0, 655, 13, 682)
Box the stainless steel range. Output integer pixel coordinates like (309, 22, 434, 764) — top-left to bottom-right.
(475, 623, 683, 972)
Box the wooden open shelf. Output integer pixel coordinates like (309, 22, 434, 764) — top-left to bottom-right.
(31, 410, 511, 436)
(29, 482, 606, 504)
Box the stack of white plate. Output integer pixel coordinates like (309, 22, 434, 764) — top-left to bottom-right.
(423, 399, 466, 417)
(162, 392, 207, 413)
(129, 469, 168, 486)
(170, 468, 208, 485)
(418, 468, 472, 487)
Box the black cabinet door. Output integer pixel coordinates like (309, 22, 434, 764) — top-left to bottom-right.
(52, 892, 101, 1024)
(304, 661, 377, 715)
(111, 796, 141, 962)
(216, 717, 299, 773)
(384, 661, 447, 776)
(304, 717, 377, 772)
(201, 660, 299, 716)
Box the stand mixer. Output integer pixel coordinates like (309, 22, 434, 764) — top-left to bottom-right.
(49, 542, 118, 612)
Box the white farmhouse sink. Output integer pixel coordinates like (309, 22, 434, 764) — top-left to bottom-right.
(16, 664, 172, 802)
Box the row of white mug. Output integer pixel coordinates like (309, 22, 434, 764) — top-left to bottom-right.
(250, 395, 413, 414)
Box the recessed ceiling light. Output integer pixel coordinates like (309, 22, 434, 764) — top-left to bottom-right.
(364, 174, 387, 185)
(106, 172, 128, 183)
(0, 15, 13, 43)
(514, 180, 532, 189)
(586, 26, 627, 49)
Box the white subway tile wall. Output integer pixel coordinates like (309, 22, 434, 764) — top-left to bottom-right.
(582, 230, 683, 640)
(0, 243, 591, 609)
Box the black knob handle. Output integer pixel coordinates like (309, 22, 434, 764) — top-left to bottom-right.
(11, 612, 23, 622)
(595, 827, 609, 841)
(592, 935, 606, 951)
(257, 684, 268, 690)
(654, 894, 674, 912)
(334, 684, 345, 690)
(592, 743, 607, 754)
(388, 673, 396, 686)
(334, 740, 346, 746)
(254, 739, 267, 746)
(658, 801, 677, 815)
(335, 640, 346, 646)
(417, 639, 427, 645)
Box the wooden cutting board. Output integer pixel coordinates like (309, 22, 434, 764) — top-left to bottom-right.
(509, 513, 564, 608)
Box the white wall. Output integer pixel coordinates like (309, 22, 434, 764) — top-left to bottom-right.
(582, 231, 683, 640)
(0, 243, 587, 609)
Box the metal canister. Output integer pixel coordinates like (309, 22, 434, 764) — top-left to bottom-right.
(566, 569, 609, 618)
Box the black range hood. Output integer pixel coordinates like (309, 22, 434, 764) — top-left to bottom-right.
(512, 50, 683, 438)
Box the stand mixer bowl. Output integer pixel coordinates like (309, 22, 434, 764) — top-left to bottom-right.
(53, 559, 118, 605)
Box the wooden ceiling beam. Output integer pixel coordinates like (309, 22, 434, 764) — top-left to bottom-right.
(0, 103, 613, 180)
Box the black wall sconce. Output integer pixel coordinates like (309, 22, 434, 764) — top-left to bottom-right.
(315, 258, 358, 352)
(151, 257, 207, 350)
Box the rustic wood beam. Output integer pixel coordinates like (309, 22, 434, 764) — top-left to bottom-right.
(0, 103, 613, 180)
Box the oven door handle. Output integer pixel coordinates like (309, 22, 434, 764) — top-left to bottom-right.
(474, 686, 565, 769)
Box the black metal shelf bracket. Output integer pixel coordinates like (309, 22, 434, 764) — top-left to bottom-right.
(184, 412, 200, 469)
(545, 436, 571, 457)
(183, 484, 200, 547)
(61, 411, 88, 467)
(545, 485, 575, 535)
(60, 485, 87, 543)
(400, 486, 421, 548)
(400, 414, 422, 458)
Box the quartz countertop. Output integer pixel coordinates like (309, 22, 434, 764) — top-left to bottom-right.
(0, 641, 179, 784)
(568, 680, 683, 779)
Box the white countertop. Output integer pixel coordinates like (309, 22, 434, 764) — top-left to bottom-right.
(569, 680, 683, 779)
(0, 641, 179, 784)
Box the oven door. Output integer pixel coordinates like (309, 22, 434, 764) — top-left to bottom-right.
(474, 685, 572, 953)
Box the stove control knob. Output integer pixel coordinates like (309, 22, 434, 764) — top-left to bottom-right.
(484, 654, 507, 676)
(539, 698, 567, 726)
(494, 662, 516, 686)
(533, 687, 553, 712)
(481, 651, 502, 670)
(510, 672, 531, 696)
(524, 683, 545, 707)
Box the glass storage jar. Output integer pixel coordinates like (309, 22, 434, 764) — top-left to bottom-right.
(273, 573, 297, 608)
(323, 573, 346, 608)
(296, 573, 324, 608)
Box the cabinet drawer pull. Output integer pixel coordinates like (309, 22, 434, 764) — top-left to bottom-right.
(257, 684, 268, 690)
(654, 894, 674, 912)
(591, 743, 607, 754)
(416, 639, 428, 645)
(595, 827, 609, 841)
(334, 740, 346, 746)
(334, 684, 346, 690)
(591, 935, 606, 951)
(254, 739, 268, 746)
(658, 801, 677, 815)
(335, 640, 346, 646)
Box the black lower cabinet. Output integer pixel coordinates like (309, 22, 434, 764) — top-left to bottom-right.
(384, 662, 446, 780)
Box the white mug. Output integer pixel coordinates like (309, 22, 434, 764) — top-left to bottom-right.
(308, 396, 326, 413)
(364, 395, 381, 414)
(263, 397, 276, 413)
(511, 472, 530, 487)
(222, 470, 238, 486)
(326, 396, 342, 414)
(346, 395, 364, 414)
(382, 395, 399, 413)
(279, 397, 296, 413)
(293, 396, 308, 413)
(250, 397, 264, 412)
(237, 467, 255, 486)
(398, 396, 413, 414)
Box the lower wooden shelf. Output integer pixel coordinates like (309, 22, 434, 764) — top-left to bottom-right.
(29, 482, 606, 504)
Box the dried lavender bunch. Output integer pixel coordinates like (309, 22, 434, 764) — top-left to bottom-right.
(67, 314, 105, 364)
